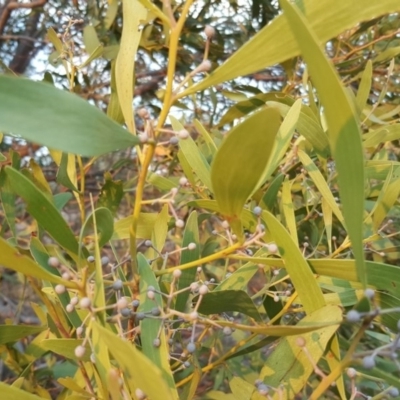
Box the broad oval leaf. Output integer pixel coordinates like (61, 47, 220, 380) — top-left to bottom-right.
(0, 74, 139, 156)
(211, 107, 280, 235)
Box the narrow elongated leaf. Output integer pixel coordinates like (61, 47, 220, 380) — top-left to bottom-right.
(0, 236, 77, 288)
(171, 117, 212, 190)
(175, 212, 200, 314)
(112, 213, 158, 240)
(0, 325, 45, 345)
(259, 305, 342, 399)
(115, 0, 147, 133)
(179, 0, 400, 96)
(211, 108, 281, 237)
(262, 209, 325, 314)
(93, 322, 177, 399)
(0, 75, 139, 156)
(356, 60, 372, 114)
(5, 167, 81, 256)
(196, 290, 261, 321)
(298, 149, 344, 224)
(281, 0, 366, 286)
(40, 339, 90, 362)
(137, 254, 178, 398)
(0, 382, 42, 400)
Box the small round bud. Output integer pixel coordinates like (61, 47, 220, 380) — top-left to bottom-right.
(295, 336, 306, 347)
(48, 257, 60, 268)
(138, 133, 148, 143)
(204, 25, 216, 39)
(364, 288, 375, 299)
(188, 242, 197, 250)
(197, 267, 202, 273)
(223, 327, 232, 336)
(87, 255, 95, 263)
(62, 272, 71, 280)
(273, 295, 280, 302)
(186, 342, 196, 353)
(80, 297, 91, 309)
(253, 206, 262, 216)
(199, 284, 209, 295)
(388, 388, 400, 398)
(169, 136, 179, 145)
(197, 59, 212, 73)
(76, 326, 84, 336)
(267, 243, 278, 254)
(55, 284, 66, 294)
(173, 269, 182, 278)
(112, 279, 123, 291)
(135, 388, 146, 400)
(190, 282, 199, 292)
(178, 129, 189, 139)
(66, 303, 74, 313)
(153, 338, 161, 347)
(346, 368, 357, 378)
(170, 187, 178, 196)
(101, 256, 110, 266)
(175, 219, 185, 228)
(70, 296, 79, 306)
(221, 220, 230, 229)
(362, 355, 376, 369)
(74, 345, 86, 359)
(137, 108, 149, 119)
(346, 310, 361, 323)
(184, 361, 191, 368)
(120, 307, 131, 317)
(117, 297, 128, 310)
(132, 299, 140, 308)
(144, 240, 153, 247)
(189, 311, 198, 320)
(151, 307, 161, 316)
(90, 353, 96, 363)
(147, 290, 155, 300)
(136, 312, 146, 321)
(179, 177, 188, 186)
(258, 384, 269, 395)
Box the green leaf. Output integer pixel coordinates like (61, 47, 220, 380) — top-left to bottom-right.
(281, 0, 366, 287)
(97, 173, 124, 215)
(137, 254, 178, 398)
(356, 60, 372, 114)
(112, 213, 158, 240)
(115, 0, 147, 133)
(211, 107, 281, 237)
(261, 210, 325, 314)
(81, 207, 114, 248)
(0, 382, 42, 400)
(93, 321, 178, 399)
(196, 290, 261, 321)
(5, 167, 81, 256)
(40, 339, 90, 362)
(170, 117, 212, 191)
(179, 0, 400, 96)
(259, 305, 342, 399)
(0, 236, 77, 288)
(0, 325, 45, 345)
(0, 75, 139, 156)
(175, 211, 200, 314)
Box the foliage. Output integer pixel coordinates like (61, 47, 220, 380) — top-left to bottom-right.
(1, 0, 400, 399)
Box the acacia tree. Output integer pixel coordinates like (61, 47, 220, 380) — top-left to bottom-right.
(0, 0, 400, 399)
